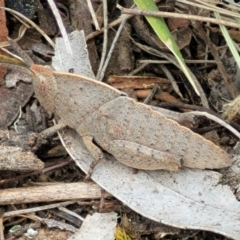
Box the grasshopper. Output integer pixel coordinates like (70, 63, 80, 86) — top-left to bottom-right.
(4, 39, 231, 173)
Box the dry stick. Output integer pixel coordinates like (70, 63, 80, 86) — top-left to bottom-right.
(0, 182, 110, 205)
(1, 46, 27, 62)
(47, 0, 72, 54)
(86, 13, 133, 41)
(143, 83, 158, 104)
(86, 0, 100, 30)
(183, 0, 240, 17)
(0, 159, 73, 185)
(15, 24, 29, 41)
(204, 14, 210, 69)
(120, 7, 240, 29)
(160, 64, 183, 99)
(4, 201, 76, 218)
(98, 16, 128, 81)
(128, 62, 149, 76)
(107, 76, 170, 89)
(96, 0, 108, 80)
(139, 60, 217, 64)
(58, 207, 85, 221)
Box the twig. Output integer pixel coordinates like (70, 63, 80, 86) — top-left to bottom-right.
(98, 17, 127, 81)
(96, 0, 108, 80)
(86, 0, 100, 30)
(178, 0, 240, 18)
(47, 0, 72, 54)
(0, 158, 72, 185)
(138, 59, 217, 64)
(13, 106, 22, 133)
(86, 13, 133, 41)
(119, 7, 240, 29)
(160, 64, 183, 99)
(0, 182, 108, 205)
(107, 76, 170, 89)
(143, 83, 158, 104)
(128, 62, 149, 76)
(58, 207, 85, 221)
(4, 201, 76, 218)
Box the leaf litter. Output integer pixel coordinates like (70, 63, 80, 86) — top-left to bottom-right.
(1, 1, 240, 239)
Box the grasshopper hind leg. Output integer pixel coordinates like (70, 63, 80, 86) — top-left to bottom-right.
(108, 140, 183, 171)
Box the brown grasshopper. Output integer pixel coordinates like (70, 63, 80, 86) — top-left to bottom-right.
(4, 39, 231, 173)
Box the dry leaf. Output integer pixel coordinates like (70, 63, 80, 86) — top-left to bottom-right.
(68, 212, 117, 240)
(59, 128, 240, 239)
(53, 31, 239, 239)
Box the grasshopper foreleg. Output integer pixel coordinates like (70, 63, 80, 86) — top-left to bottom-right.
(34, 120, 67, 150)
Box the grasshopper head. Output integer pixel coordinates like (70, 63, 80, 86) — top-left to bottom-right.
(30, 65, 57, 114)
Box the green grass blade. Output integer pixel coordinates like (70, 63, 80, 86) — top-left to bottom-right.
(214, 12, 240, 70)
